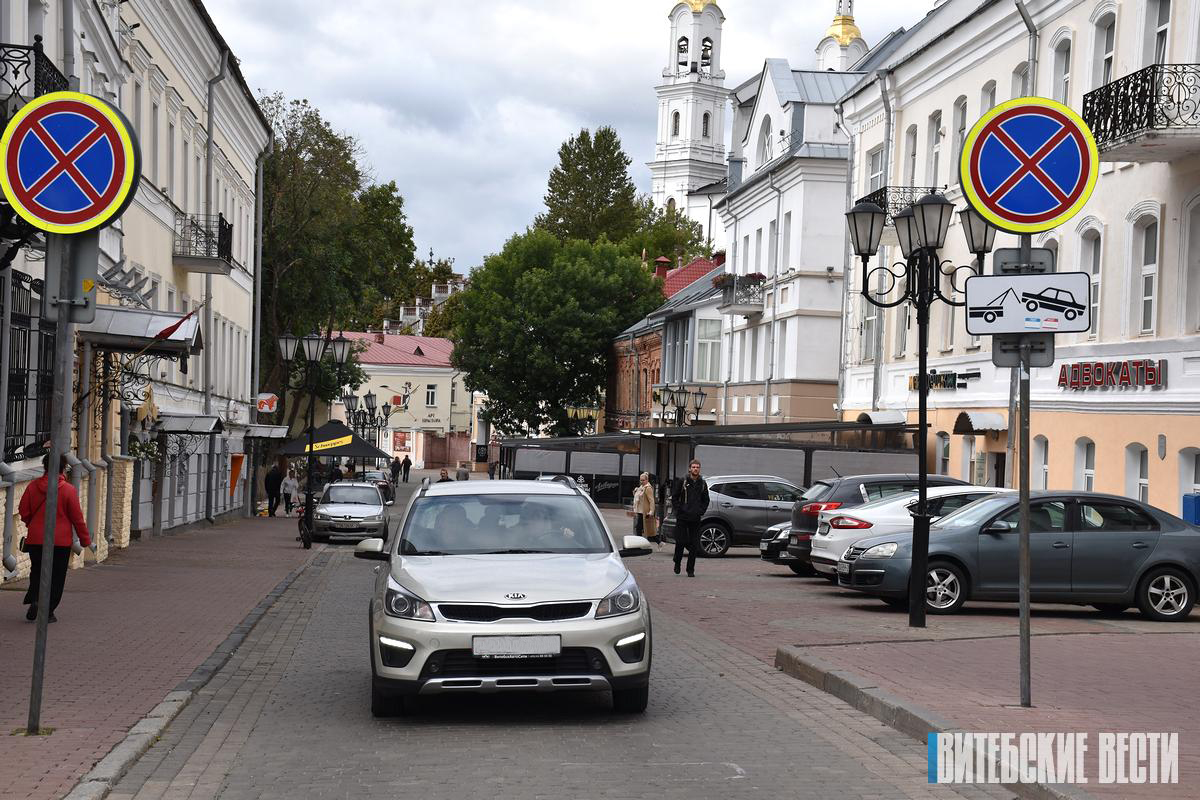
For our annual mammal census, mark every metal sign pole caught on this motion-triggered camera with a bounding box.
[26,234,74,733]
[1017,233,1033,708]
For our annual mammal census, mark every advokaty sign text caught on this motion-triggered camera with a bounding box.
[1057,359,1167,391]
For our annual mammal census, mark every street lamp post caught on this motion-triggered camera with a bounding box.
[280,332,353,549]
[846,192,994,628]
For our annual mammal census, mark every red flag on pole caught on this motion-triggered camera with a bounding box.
[153,307,197,340]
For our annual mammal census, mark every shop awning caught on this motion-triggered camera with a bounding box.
[155,414,223,435]
[244,425,290,440]
[278,420,390,460]
[856,410,908,425]
[953,411,1007,435]
[76,305,202,357]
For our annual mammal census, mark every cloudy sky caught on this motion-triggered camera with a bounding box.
[205,0,922,270]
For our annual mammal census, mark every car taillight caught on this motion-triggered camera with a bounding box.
[789,534,811,544]
[829,516,872,529]
[801,501,843,516]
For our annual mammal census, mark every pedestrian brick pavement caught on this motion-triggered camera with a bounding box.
[109,548,1012,800]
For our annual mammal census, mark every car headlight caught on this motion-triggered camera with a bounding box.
[384,576,435,621]
[365,513,384,522]
[595,573,640,619]
[860,542,898,559]
[774,527,791,541]
[316,512,331,521]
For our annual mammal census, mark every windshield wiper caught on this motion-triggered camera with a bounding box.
[406,550,449,556]
[483,549,553,554]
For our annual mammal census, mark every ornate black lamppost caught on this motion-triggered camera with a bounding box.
[846,193,995,628]
[279,332,353,549]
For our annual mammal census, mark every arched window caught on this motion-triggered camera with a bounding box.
[1093,13,1116,87]
[1126,443,1150,502]
[1012,62,1030,97]
[1179,449,1200,511]
[1053,38,1072,103]
[701,37,713,72]
[1080,227,1102,338]
[672,111,680,138]
[702,112,711,138]
[903,125,918,186]
[981,80,997,112]
[1034,435,1050,489]
[666,197,676,214]
[756,115,773,167]
[952,97,968,186]
[1135,216,1159,334]
[937,432,951,475]
[677,36,690,68]
[1075,437,1096,490]
[926,110,943,184]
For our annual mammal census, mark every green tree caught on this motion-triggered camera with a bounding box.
[421,289,464,339]
[621,196,710,264]
[452,230,663,436]
[534,126,640,244]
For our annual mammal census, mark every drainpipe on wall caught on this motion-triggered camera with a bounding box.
[765,170,783,422]
[630,333,640,428]
[61,0,76,82]
[204,48,230,524]
[78,341,99,552]
[1008,0,1039,488]
[872,70,893,413]
[835,102,855,420]
[723,208,739,425]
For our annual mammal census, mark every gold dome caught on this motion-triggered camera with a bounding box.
[683,0,718,11]
[825,15,863,47]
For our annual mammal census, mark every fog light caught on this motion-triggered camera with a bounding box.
[378,636,415,668]
[614,631,646,664]
[591,657,604,671]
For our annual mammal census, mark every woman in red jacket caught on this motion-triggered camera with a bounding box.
[19,454,90,622]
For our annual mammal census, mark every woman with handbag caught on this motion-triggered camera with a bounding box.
[19,454,90,623]
[632,472,657,543]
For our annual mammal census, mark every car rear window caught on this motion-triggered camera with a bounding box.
[399,494,611,555]
[800,482,833,502]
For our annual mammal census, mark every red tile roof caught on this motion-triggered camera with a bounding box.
[664,257,716,298]
[337,332,455,367]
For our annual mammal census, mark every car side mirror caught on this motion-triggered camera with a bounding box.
[385,500,394,507]
[984,520,1016,534]
[620,535,653,558]
[354,538,388,560]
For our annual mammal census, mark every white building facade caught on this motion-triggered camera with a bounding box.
[838,0,1200,513]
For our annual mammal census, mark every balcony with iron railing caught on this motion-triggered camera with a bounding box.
[1082,63,1200,162]
[715,274,765,317]
[0,36,68,130]
[856,186,942,226]
[173,213,233,274]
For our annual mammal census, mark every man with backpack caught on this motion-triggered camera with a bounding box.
[671,459,709,578]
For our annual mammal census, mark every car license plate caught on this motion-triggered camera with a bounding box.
[472,635,561,659]
[837,561,850,576]
[759,541,770,551]
[817,522,829,534]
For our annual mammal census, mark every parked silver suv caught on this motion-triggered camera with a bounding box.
[662,474,804,557]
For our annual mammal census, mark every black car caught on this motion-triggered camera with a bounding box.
[771,473,969,574]
[362,470,395,503]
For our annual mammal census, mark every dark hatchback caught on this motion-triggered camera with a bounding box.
[769,473,969,572]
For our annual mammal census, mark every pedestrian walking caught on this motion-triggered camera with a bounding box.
[390,456,402,486]
[327,461,342,484]
[281,470,299,515]
[631,472,657,543]
[264,462,283,517]
[436,468,454,483]
[455,462,470,481]
[19,454,90,622]
[671,459,709,577]
[487,461,496,480]
[401,455,412,483]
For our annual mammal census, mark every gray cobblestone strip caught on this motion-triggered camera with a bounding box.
[109,551,1013,800]
[62,551,327,800]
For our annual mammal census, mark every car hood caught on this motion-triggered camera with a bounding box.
[318,503,382,517]
[393,553,628,603]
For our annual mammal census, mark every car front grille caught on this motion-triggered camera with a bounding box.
[843,545,867,563]
[437,602,592,622]
[420,648,606,678]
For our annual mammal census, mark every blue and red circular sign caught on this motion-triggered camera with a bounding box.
[0,91,140,234]
[960,97,1098,235]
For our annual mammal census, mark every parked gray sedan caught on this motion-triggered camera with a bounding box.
[838,492,1199,621]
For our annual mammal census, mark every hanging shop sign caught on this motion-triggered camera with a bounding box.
[1057,359,1167,391]
[393,431,408,450]
[907,369,982,392]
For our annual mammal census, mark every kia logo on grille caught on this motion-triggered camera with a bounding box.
[504,592,526,600]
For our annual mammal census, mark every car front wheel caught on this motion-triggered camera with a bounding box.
[925,561,968,614]
[1137,568,1195,621]
[698,522,731,557]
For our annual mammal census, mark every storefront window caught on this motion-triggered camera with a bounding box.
[1084,441,1095,491]
[937,433,950,475]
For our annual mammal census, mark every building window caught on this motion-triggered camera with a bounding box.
[672,111,680,137]
[962,436,976,483]
[775,318,788,380]
[1192,452,1200,494]
[1034,435,1049,489]
[1095,15,1116,87]
[666,197,676,215]
[742,234,749,276]
[895,302,909,357]
[1053,39,1072,104]
[768,219,778,273]
[132,81,142,135]
[782,212,792,270]
[1127,443,1150,502]
[1012,62,1029,97]
[757,115,774,167]
[867,146,885,191]
[695,318,721,382]
[702,112,710,138]
[701,37,714,73]
[1139,219,1159,334]
[150,102,159,184]
[755,228,762,273]
[677,36,689,68]
[3,271,54,463]
[166,122,175,198]
[937,432,950,475]
[425,384,437,407]
[981,80,997,112]
[952,98,968,186]
[903,125,917,187]
[1077,438,1096,491]
[926,111,943,185]
[860,294,877,362]
[1083,230,1102,338]
[181,140,189,212]
[1148,0,1170,65]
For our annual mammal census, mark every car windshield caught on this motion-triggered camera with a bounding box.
[931,494,1013,529]
[852,490,918,512]
[363,472,387,481]
[322,486,381,506]
[399,494,612,555]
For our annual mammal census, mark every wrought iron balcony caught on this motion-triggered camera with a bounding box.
[1082,64,1200,162]
[173,213,233,274]
[716,274,765,317]
[0,37,68,131]
[856,186,941,226]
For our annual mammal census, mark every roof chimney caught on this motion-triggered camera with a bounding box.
[654,255,672,281]
[374,332,385,344]
[713,250,726,267]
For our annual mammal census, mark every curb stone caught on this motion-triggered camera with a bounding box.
[774,646,1095,800]
[61,549,323,800]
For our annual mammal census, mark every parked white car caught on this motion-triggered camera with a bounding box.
[808,485,1013,577]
